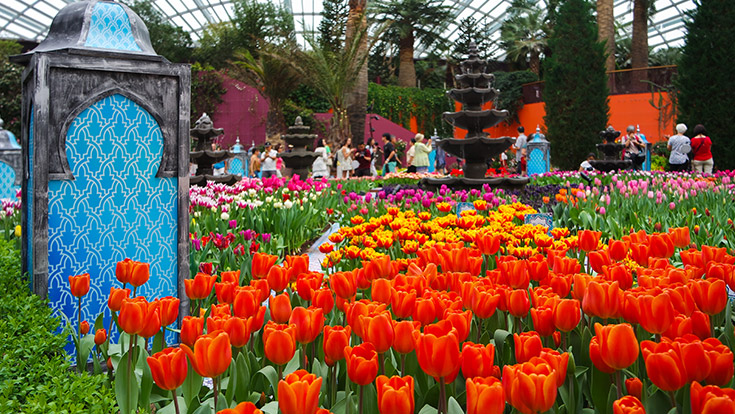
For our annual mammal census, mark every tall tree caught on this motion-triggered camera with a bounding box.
[452,16,494,61]
[544,0,609,170]
[345,0,368,143]
[125,0,192,62]
[371,0,453,88]
[318,0,349,54]
[0,40,22,139]
[676,0,735,169]
[597,0,615,72]
[630,0,650,70]
[500,0,550,76]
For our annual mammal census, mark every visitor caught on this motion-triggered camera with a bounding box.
[354,141,372,177]
[514,126,528,176]
[275,144,285,178]
[668,124,691,172]
[260,142,278,178]
[690,124,714,174]
[337,138,354,179]
[412,133,433,173]
[406,138,417,173]
[212,143,225,176]
[623,125,646,170]
[579,153,596,172]
[433,135,446,174]
[382,133,400,175]
[312,139,330,179]
[367,137,381,177]
[249,148,261,178]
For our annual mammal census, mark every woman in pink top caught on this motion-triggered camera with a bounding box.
[690,124,713,173]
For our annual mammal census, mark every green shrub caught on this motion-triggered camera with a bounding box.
[0,240,116,412]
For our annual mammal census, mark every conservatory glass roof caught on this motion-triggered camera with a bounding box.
[0,0,695,56]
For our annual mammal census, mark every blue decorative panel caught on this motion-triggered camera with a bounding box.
[27,109,33,280]
[48,94,177,347]
[528,147,547,176]
[228,157,244,176]
[84,2,141,52]
[0,161,17,199]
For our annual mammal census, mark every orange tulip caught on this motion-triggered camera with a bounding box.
[640,340,687,391]
[608,239,629,261]
[629,243,649,267]
[248,304,266,335]
[365,254,393,280]
[79,320,89,335]
[475,232,501,256]
[138,301,161,339]
[527,258,549,282]
[506,289,530,318]
[594,323,639,371]
[501,259,529,290]
[94,328,106,345]
[514,332,543,363]
[553,299,581,332]
[181,330,232,378]
[461,342,495,379]
[267,265,290,293]
[323,325,351,366]
[68,273,90,298]
[582,280,622,320]
[108,287,131,312]
[224,317,250,348]
[690,381,735,414]
[344,342,379,386]
[702,337,734,386]
[185,272,217,300]
[602,263,633,290]
[376,375,414,414]
[277,369,322,414]
[472,286,501,319]
[296,272,323,301]
[312,287,334,314]
[233,286,260,318]
[668,227,690,248]
[588,250,611,274]
[218,401,263,414]
[215,282,237,305]
[612,396,645,414]
[390,289,416,319]
[116,258,150,287]
[118,298,148,335]
[552,256,582,275]
[530,306,555,337]
[147,347,188,391]
[346,300,386,338]
[625,378,642,400]
[251,252,278,280]
[263,321,297,366]
[413,295,438,325]
[371,279,393,304]
[589,336,615,373]
[180,316,204,348]
[413,320,461,382]
[221,270,241,286]
[285,254,310,281]
[158,296,180,327]
[638,293,676,335]
[269,293,293,323]
[681,248,705,268]
[649,233,675,258]
[444,308,472,343]
[690,279,728,315]
[701,245,727,267]
[289,307,324,345]
[360,311,394,354]
[331,271,357,300]
[502,359,558,414]
[538,348,569,387]
[392,320,420,354]
[466,376,505,414]
[578,230,602,252]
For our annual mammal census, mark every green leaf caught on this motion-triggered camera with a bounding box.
[418,404,439,414]
[447,396,464,414]
[78,333,96,368]
[152,331,165,354]
[589,365,611,414]
[156,396,187,414]
[182,360,203,407]
[255,365,280,399]
[192,403,213,414]
[493,329,513,365]
[261,401,279,414]
[115,350,140,414]
[139,351,154,410]
[331,390,353,414]
[284,350,301,375]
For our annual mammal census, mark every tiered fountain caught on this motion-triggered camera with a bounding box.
[279,117,319,178]
[422,43,529,190]
[588,126,633,172]
[190,113,240,186]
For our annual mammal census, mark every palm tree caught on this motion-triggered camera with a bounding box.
[371,0,453,88]
[232,46,301,138]
[500,1,550,76]
[597,0,616,72]
[346,0,368,143]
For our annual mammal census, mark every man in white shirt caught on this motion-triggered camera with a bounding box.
[514,126,528,176]
[260,142,278,178]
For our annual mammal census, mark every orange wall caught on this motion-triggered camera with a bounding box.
[449,92,674,143]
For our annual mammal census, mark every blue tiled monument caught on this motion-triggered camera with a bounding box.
[12,0,191,336]
[527,126,551,175]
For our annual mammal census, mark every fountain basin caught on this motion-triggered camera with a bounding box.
[443,110,510,135]
[447,88,499,109]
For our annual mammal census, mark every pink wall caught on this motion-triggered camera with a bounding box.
[211,76,269,150]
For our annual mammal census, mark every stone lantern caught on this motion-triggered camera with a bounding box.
[12,0,191,342]
[0,116,21,199]
[527,126,551,175]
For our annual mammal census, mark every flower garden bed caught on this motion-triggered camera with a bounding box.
[3,171,735,414]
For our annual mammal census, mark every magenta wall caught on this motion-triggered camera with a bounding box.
[211,75,269,150]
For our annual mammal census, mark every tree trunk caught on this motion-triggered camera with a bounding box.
[345,0,368,143]
[398,32,417,88]
[597,0,615,73]
[529,49,541,76]
[265,102,286,139]
[630,0,649,92]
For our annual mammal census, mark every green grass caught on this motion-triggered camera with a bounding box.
[0,239,116,413]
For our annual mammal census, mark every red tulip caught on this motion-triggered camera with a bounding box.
[185,272,217,300]
[360,311,394,354]
[80,320,90,336]
[224,317,251,348]
[218,402,263,414]
[158,296,180,327]
[323,325,351,366]
[263,321,297,366]
[466,376,505,414]
[503,359,558,414]
[252,252,278,280]
[392,320,420,355]
[267,265,289,293]
[108,287,131,312]
[461,342,495,379]
[344,342,379,386]
[147,347,188,391]
[690,381,735,414]
[181,330,232,378]
[640,340,687,391]
[690,279,728,315]
[594,323,639,371]
[215,282,237,304]
[289,307,324,345]
[553,299,581,332]
[608,239,629,261]
[390,289,416,319]
[612,396,645,414]
[506,289,530,318]
[530,306,555,337]
[312,287,334,314]
[94,328,107,345]
[331,271,357,300]
[578,230,602,252]
[588,250,611,274]
[625,378,642,400]
[269,293,292,323]
[471,287,501,319]
[376,375,415,414]
[638,292,675,335]
[514,332,543,363]
[116,258,150,287]
[582,280,621,320]
[180,316,204,348]
[413,320,461,382]
[233,286,260,318]
[589,335,615,373]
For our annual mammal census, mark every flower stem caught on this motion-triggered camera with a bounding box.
[669,390,679,413]
[614,370,623,400]
[358,385,364,414]
[330,364,337,408]
[127,334,135,408]
[213,376,218,410]
[172,388,181,414]
[302,343,308,370]
[77,297,82,373]
[400,353,406,377]
[439,377,446,414]
[278,364,283,381]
